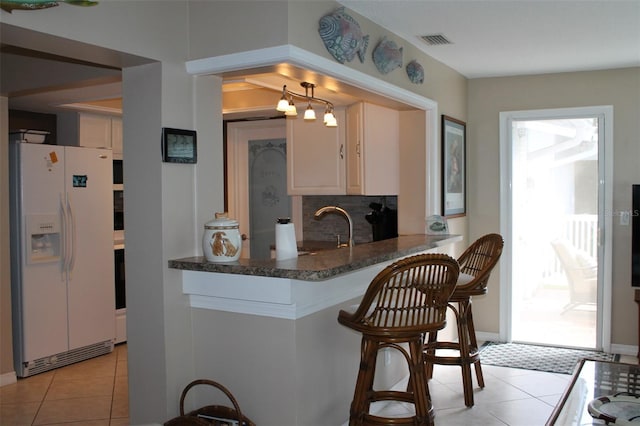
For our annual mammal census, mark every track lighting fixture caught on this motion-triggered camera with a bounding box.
[276,82,337,127]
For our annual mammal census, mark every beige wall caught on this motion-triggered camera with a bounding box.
[467,67,640,345]
[189,0,289,57]
[283,1,468,120]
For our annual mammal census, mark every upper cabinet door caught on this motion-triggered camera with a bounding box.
[287,108,346,195]
[111,117,123,159]
[58,112,122,156]
[346,102,399,195]
[79,113,112,149]
[346,102,363,194]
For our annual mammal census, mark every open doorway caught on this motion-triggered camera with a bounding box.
[226,119,295,259]
[501,106,613,350]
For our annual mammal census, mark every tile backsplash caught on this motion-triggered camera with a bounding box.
[302,195,397,244]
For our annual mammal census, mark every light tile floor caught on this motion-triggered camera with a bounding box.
[371,352,638,426]
[1,343,633,425]
[0,343,128,426]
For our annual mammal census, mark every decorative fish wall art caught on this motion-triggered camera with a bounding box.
[406,60,425,84]
[372,37,403,75]
[0,0,97,13]
[318,7,369,64]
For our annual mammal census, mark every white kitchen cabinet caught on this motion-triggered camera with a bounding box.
[58,112,122,156]
[346,102,399,195]
[79,113,112,148]
[111,117,123,159]
[287,108,346,195]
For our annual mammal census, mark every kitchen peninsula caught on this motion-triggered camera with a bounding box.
[169,234,461,425]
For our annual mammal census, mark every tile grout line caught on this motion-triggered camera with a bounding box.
[32,370,55,426]
[109,353,117,424]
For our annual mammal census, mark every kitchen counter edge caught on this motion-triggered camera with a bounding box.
[168,234,462,281]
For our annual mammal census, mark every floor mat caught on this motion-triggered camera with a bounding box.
[479,341,620,374]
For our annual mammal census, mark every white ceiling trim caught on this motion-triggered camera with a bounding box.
[185,44,437,111]
[185,43,441,218]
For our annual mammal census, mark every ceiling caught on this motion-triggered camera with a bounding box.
[3,1,639,115]
[339,0,640,78]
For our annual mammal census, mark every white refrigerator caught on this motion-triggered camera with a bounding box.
[9,141,115,377]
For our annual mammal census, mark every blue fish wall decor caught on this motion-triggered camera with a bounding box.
[406,60,425,84]
[0,0,97,13]
[318,7,369,64]
[372,37,403,75]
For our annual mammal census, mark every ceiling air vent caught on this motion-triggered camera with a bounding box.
[420,34,452,46]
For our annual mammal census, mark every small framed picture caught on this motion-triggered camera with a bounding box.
[442,115,466,217]
[162,128,197,163]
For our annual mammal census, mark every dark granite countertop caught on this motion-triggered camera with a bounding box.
[269,240,338,253]
[169,234,461,281]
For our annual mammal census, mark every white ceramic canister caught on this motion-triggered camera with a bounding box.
[202,212,242,262]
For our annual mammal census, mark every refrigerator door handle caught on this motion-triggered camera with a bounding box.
[67,192,76,278]
[60,193,69,280]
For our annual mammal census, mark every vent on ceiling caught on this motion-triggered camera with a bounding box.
[419,34,452,46]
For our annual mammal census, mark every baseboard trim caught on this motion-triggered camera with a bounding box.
[611,343,638,357]
[476,331,500,343]
[476,332,637,357]
[0,371,17,387]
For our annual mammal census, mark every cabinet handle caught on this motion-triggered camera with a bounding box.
[241,234,248,241]
[356,142,361,156]
[340,144,344,159]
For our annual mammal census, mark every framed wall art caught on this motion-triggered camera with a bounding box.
[441,115,466,217]
[162,127,197,164]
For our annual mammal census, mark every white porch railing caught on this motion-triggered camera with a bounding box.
[546,214,598,277]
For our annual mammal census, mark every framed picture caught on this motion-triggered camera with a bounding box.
[162,128,197,163]
[442,115,466,217]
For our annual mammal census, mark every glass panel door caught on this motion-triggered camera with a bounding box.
[511,116,599,349]
[248,138,290,260]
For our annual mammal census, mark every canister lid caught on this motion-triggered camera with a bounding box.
[205,212,239,229]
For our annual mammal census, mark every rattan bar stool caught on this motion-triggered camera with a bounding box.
[423,233,504,407]
[338,253,460,426]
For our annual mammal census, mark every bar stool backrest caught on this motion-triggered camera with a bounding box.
[456,233,504,296]
[339,253,459,338]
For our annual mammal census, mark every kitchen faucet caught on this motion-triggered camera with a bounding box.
[314,206,354,248]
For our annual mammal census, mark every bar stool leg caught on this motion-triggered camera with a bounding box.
[408,337,435,426]
[349,337,379,425]
[424,331,437,380]
[457,300,475,407]
[424,302,459,381]
[466,304,485,388]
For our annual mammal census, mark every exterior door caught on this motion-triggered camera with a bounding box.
[500,106,613,351]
